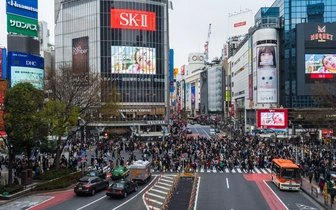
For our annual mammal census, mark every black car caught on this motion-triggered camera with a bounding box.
[106,180,138,198]
[187,128,192,134]
[74,176,109,196]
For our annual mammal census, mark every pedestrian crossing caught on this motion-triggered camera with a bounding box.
[143,174,176,210]
[151,167,272,174]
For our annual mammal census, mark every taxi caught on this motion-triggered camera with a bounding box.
[109,166,129,180]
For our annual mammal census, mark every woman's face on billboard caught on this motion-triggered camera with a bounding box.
[260,52,274,64]
[323,55,336,71]
[136,48,156,72]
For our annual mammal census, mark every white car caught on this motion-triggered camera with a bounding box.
[209,128,216,136]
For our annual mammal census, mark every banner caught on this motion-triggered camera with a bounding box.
[7,13,38,37]
[191,85,195,104]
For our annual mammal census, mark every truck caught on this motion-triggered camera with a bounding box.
[129,160,152,184]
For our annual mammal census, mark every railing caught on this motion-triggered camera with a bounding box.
[311,186,319,198]
[188,173,199,210]
[162,174,180,210]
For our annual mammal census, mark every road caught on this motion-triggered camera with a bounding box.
[0,123,325,210]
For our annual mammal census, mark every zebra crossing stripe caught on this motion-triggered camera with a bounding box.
[254,168,262,174]
[213,169,217,173]
[201,169,204,173]
[225,168,230,173]
[236,168,242,173]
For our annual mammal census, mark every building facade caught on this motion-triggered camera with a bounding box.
[55,0,170,135]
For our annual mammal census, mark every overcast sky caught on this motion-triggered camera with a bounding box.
[0,0,273,68]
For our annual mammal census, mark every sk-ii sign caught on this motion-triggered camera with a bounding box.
[111,9,156,31]
[6,0,38,20]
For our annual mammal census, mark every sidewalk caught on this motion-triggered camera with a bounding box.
[300,177,336,210]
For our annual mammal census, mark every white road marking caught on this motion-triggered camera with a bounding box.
[194,176,201,210]
[263,180,289,210]
[226,178,230,189]
[27,196,55,210]
[146,192,165,199]
[155,185,170,190]
[150,188,168,194]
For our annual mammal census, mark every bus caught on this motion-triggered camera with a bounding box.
[271,159,301,191]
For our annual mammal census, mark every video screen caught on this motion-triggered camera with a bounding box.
[257,109,288,129]
[305,54,336,74]
[111,46,156,75]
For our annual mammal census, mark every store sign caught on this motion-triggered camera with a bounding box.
[310,25,333,42]
[147,120,165,125]
[118,109,151,113]
[6,0,38,19]
[111,9,156,31]
[234,21,246,28]
[7,13,38,37]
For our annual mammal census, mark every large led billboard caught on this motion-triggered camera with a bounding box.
[8,51,44,89]
[257,45,277,103]
[6,0,38,19]
[191,85,195,104]
[110,9,156,31]
[305,54,336,79]
[7,13,38,37]
[257,109,288,129]
[111,46,156,75]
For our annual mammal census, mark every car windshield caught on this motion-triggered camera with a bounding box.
[88,172,97,176]
[281,168,300,180]
[113,183,124,188]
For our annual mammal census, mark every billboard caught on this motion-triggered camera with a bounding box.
[257,109,288,129]
[7,13,38,37]
[8,51,44,89]
[191,85,195,104]
[111,46,156,75]
[228,10,253,37]
[72,36,89,74]
[0,80,7,132]
[6,0,38,19]
[0,50,2,78]
[305,54,336,80]
[0,48,6,79]
[110,9,156,31]
[257,45,277,103]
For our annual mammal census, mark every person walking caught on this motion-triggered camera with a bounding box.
[308,169,314,184]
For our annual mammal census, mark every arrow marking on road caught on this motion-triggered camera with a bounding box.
[295,203,317,210]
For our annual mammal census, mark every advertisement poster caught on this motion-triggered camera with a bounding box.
[257,45,277,103]
[7,13,38,37]
[305,54,336,74]
[72,36,89,74]
[191,85,195,104]
[8,51,44,89]
[111,46,156,75]
[257,109,288,129]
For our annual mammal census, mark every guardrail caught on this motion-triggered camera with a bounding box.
[188,173,199,210]
[311,186,319,198]
[162,174,180,210]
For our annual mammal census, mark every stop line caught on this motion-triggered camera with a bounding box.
[151,167,272,174]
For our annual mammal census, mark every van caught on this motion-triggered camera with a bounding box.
[210,128,215,136]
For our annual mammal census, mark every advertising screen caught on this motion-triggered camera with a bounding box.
[6,0,38,19]
[111,46,156,75]
[8,51,44,89]
[72,36,89,74]
[257,45,277,103]
[110,9,156,31]
[191,85,195,104]
[305,54,336,79]
[7,13,38,37]
[1,48,5,79]
[257,109,288,129]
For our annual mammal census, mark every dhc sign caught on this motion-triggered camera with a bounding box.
[6,0,38,20]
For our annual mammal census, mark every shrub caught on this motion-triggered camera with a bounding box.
[0,184,24,195]
[33,168,77,181]
[33,171,82,192]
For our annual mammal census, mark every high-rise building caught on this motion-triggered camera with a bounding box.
[54,0,171,137]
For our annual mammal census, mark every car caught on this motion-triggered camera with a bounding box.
[215,128,220,133]
[109,166,130,180]
[209,128,215,136]
[187,128,192,134]
[106,179,138,198]
[86,167,109,179]
[190,121,195,125]
[200,121,205,125]
[74,176,109,196]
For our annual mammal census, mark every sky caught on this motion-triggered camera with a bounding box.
[0,0,273,68]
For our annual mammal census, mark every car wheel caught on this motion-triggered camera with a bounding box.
[124,192,127,198]
[91,188,96,196]
[134,186,138,192]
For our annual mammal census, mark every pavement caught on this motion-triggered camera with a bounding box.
[300,176,336,210]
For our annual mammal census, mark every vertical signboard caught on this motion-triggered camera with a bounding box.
[0,80,7,132]
[72,36,89,74]
[191,85,195,104]
[257,45,278,103]
[169,49,174,92]
[248,38,253,99]
[1,49,7,79]
[0,50,2,78]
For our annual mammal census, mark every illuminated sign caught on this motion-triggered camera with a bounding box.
[110,9,156,31]
[257,109,288,129]
[305,54,336,75]
[310,25,333,42]
[111,46,156,75]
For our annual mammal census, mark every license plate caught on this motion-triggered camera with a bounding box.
[79,187,82,190]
